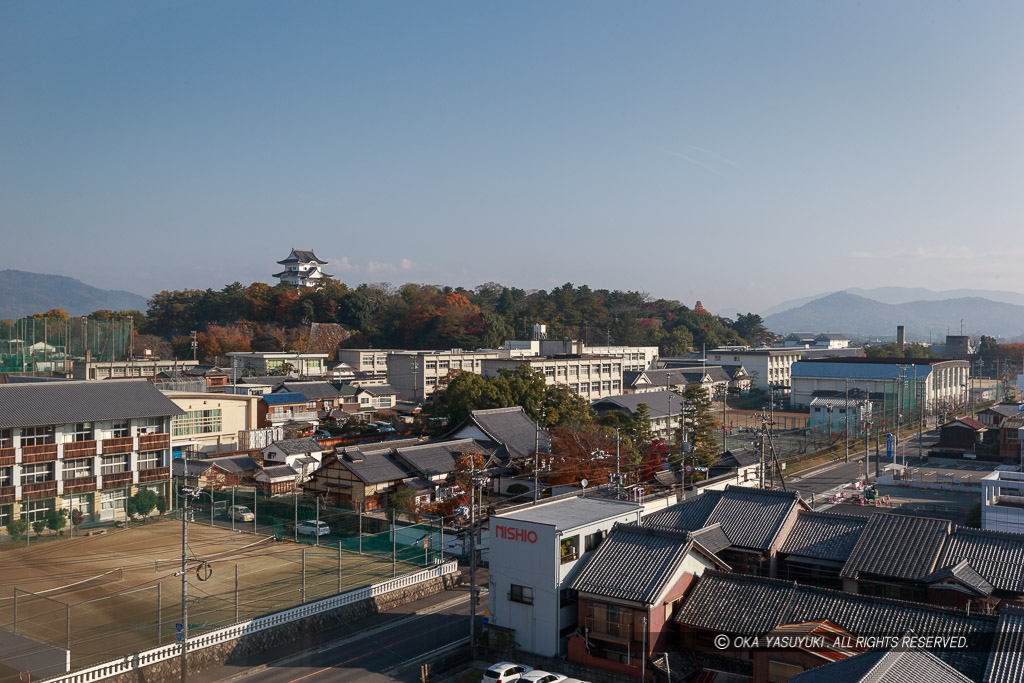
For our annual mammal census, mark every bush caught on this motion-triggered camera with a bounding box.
[506,483,530,497]
[131,490,159,518]
[32,520,47,537]
[71,508,84,527]
[45,509,67,534]
[156,495,168,515]
[7,519,27,540]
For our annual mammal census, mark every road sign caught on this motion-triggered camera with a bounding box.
[685,465,693,472]
[175,633,183,642]
[886,433,893,459]
[175,623,183,632]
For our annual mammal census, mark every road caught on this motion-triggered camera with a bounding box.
[233,594,473,683]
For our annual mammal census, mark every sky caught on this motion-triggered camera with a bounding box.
[2,1,1023,315]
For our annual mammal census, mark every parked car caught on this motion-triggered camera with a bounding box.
[520,672,567,683]
[370,421,396,433]
[295,520,331,536]
[227,505,255,522]
[482,663,533,683]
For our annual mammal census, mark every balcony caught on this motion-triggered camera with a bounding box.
[268,410,319,423]
[0,447,14,467]
[138,433,170,451]
[22,443,58,462]
[139,467,170,483]
[22,480,58,499]
[102,437,134,455]
[585,613,636,642]
[101,471,135,488]
[63,440,98,458]
[63,476,97,493]
[0,485,14,504]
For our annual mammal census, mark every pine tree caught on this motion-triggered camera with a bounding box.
[682,383,720,468]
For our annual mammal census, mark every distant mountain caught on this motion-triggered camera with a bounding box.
[0,270,149,319]
[763,291,1024,339]
[762,286,1024,316]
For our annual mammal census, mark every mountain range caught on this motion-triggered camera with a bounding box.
[761,287,1024,317]
[763,291,1024,340]
[0,270,149,319]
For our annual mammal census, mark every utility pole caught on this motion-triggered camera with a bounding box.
[615,428,621,500]
[469,460,478,647]
[844,378,850,463]
[533,417,540,505]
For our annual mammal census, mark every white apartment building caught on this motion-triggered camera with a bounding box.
[387,350,505,402]
[502,340,659,373]
[481,355,626,400]
[703,347,804,393]
[488,497,643,657]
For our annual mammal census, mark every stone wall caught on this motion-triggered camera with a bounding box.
[106,573,459,682]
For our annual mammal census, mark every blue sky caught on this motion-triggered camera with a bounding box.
[2,1,1022,314]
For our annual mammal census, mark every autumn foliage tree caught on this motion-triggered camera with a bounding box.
[545,426,618,488]
[196,325,252,362]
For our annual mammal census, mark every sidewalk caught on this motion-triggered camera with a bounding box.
[191,574,478,683]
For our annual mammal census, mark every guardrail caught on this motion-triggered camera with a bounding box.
[41,560,459,683]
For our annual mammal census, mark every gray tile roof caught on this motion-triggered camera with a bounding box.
[277,249,326,264]
[924,559,994,596]
[452,407,549,460]
[714,448,761,469]
[644,486,803,551]
[280,382,341,399]
[265,438,323,455]
[937,526,1024,594]
[337,448,412,484]
[0,379,184,429]
[359,384,396,396]
[259,464,299,480]
[779,510,868,562]
[840,513,950,581]
[394,438,487,478]
[205,454,259,474]
[690,523,733,555]
[591,391,682,419]
[571,523,727,605]
[984,607,1024,683]
[790,648,973,683]
[676,571,997,681]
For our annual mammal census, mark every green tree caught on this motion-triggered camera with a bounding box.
[492,365,548,420]
[45,508,67,534]
[131,489,159,518]
[7,519,28,540]
[629,403,655,460]
[429,371,494,425]
[32,520,47,537]
[543,384,593,428]
[681,383,720,468]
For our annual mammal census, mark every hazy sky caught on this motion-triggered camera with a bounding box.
[3,1,1023,314]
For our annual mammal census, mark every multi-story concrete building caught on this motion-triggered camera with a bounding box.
[702,347,805,393]
[981,470,1024,533]
[487,497,643,657]
[165,392,260,454]
[0,379,181,530]
[225,351,329,378]
[73,357,199,381]
[504,340,659,373]
[482,354,627,400]
[336,349,395,379]
[272,248,331,288]
[387,349,504,402]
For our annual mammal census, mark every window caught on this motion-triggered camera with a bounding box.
[545,366,555,379]
[612,381,621,392]
[569,366,578,378]
[21,463,55,485]
[22,498,53,522]
[602,364,611,374]
[570,384,579,393]
[613,363,621,374]
[62,459,93,479]
[0,504,11,528]
[138,451,162,470]
[560,535,579,564]
[425,361,437,371]
[68,423,95,442]
[111,421,129,438]
[580,366,590,378]
[556,366,566,378]
[509,584,533,604]
[0,467,12,487]
[438,361,449,371]
[21,425,55,446]
[101,489,126,515]
[452,360,462,370]
[0,429,10,448]
[591,382,600,393]
[101,454,130,475]
[172,409,222,436]
[360,396,370,405]
[425,377,437,387]
[592,365,601,375]
[68,494,93,517]
[137,417,162,434]
[585,531,603,552]
[602,381,611,393]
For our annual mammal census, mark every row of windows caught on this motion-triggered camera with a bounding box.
[569,381,621,394]
[0,419,162,448]
[0,451,163,486]
[424,359,482,372]
[172,409,223,436]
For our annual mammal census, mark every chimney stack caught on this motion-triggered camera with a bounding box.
[896,326,906,348]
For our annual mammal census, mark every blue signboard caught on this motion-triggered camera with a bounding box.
[886,433,893,459]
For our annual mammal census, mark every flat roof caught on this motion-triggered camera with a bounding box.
[497,496,641,531]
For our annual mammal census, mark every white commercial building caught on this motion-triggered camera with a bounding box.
[482,355,626,400]
[488,497,642,657]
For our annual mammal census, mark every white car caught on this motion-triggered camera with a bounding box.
[482,662,534,683]
[227,505,255,522]
[295,520,331,536]
[520,672,568,683]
